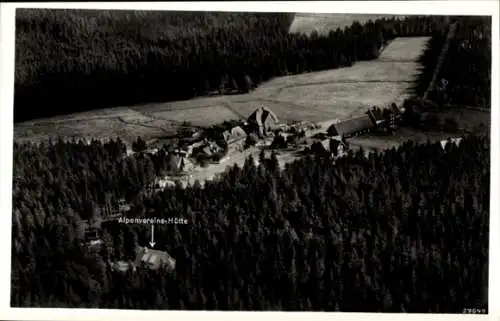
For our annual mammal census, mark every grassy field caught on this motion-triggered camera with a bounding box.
[289,13,398,35]
[432,108,491,134]
[348,128,455,152]
[14,36,429,144]
[151,105,241,126]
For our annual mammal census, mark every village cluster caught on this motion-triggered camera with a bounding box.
[72,95,466,276]
[143,96,461,190]
[142,103,401,188]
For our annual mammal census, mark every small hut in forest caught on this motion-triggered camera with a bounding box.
[135,247,176,272]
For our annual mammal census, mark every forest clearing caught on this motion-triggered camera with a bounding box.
[288,13,396,35]
[14,36,429,145]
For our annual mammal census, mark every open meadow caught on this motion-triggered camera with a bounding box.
[348,128,458,152]
[289,13,397,35]
[14,36,429,145]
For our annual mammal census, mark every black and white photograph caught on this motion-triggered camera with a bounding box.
[1,1,498,318]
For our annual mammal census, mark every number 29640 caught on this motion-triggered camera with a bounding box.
[463,308,486,314]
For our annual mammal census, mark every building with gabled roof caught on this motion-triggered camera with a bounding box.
[440,137,463,150]
[327,115,373,137]
[330,137,349,157]
[181,139,206,156]
[319,139,331,151]
[153,176,176,190]
[199,141,222,157]
[109,246,176,273]
[318,137,348,157]
[223,126,247,144]
[168,154,194,172]
[366,107,386,127]
[109,260,137,273]
[248,106,279,136]
[135,246,176,271]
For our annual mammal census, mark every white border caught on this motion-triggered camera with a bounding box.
[0,1,498,320]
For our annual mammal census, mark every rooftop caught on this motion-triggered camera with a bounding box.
[248,106,279,127]
[135,247,176,271]
[328,115,373,136]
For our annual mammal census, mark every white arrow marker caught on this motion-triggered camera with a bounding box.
[149,225,156,248]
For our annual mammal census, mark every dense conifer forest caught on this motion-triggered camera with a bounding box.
[11,134,490,312]
[15,10,446,122]
[410,16,491,107]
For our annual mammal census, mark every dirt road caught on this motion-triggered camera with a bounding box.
[166,141,306,188]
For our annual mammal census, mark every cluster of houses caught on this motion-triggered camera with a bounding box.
[269,103,404,158]
[154,105,281,173]
[141,102,414,184]
[307,100,462,157]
